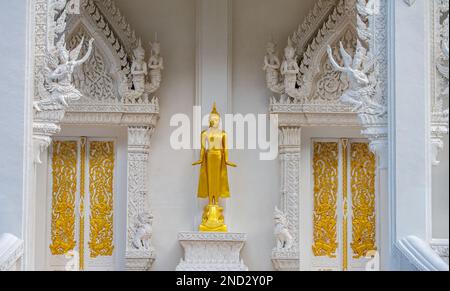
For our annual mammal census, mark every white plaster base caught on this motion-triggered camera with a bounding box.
[176,232,248,271]
[272,251,299,271]
[125,250,156,271]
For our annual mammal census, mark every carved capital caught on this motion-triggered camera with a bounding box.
[32,108,66,164]
[361,120,388,169]
[128,126,155,154]
[32,135,52,164]
[279,127,301,150]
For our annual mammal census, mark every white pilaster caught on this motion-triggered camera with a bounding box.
[272,127,301,271]
[194,0,233,229]
[195,0,232,114]
[125,126,156,271]
[393,0,432,243]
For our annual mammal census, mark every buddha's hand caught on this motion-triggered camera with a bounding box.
[192,160,203,166]
[226,161,237,168]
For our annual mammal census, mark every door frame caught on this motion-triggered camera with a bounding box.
[42,126,128,271]
[300,127,381,271]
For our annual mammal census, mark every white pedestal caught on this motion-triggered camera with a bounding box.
[176,232,248,271]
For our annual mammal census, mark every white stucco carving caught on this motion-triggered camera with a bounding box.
[32,0,163,270]
[126,126,157,270]
[271,127,301,271]
[273,207,294,251]
[327,0,388,160]
[431,239,449,265]
[265,0,389,270]
[33,0,79,164]
[132,212,154,251]
[431,0,449,166]
[176,232,248,271]
[34,36,94,111]
[0,234,24,271]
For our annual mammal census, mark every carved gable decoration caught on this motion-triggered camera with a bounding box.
[265,0,359,118]
[63,0,162,127]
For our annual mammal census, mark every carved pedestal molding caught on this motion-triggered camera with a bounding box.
[272,127,301,271]
[398,236,449,271]
[125,126,157,271]
[431,0,449,166]
[0,234,24,271]
[176,232,248,271]
[430,239,449,265]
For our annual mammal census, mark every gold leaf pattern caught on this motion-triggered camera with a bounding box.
[88,141,115,258]
[350,143,377,258]
[50,141,78,255]
[312,142,339,258]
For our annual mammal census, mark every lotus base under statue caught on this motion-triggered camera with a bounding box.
[199,205,227,232]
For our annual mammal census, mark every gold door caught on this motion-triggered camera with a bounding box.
[311,139,377,271]
[47,138,116,271]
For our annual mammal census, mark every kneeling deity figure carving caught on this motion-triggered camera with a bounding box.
[193,104,237,232]
[34,36,94,111]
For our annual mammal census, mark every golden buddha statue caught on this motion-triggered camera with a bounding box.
[193,103,237,232]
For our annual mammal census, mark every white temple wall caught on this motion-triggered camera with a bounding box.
[0,0,30,238]
[113,0,316,271]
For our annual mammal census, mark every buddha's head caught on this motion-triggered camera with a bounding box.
[209,103,221,129]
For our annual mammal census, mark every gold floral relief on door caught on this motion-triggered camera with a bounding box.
[49,139,115,269]
[88,141,115,258]
[350,143,377,259]
[312,142,339,258]
[50,141,78,255]
[311,140,377,270]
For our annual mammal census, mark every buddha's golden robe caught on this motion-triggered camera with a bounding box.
[197,130,230,201]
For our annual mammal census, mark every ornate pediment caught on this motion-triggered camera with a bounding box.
[265,0,359,117]
[291,0,339,59]
[61,0,162,126]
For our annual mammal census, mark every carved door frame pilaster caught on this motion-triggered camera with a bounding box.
[272,127,301,271]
